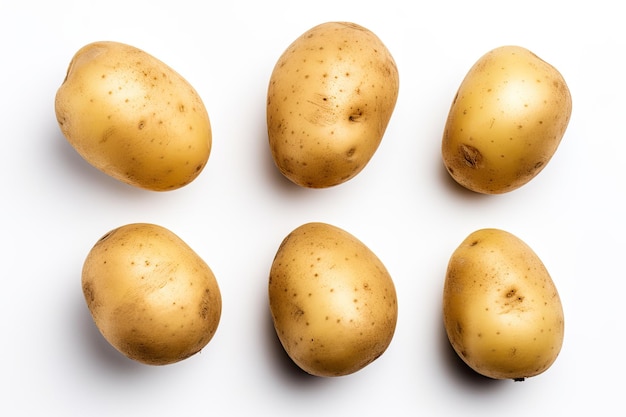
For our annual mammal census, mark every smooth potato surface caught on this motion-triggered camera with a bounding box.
[442,45,572,194]
[82,223,222,365]
[443,228,564,380]
[267,22,399,188]
[55,41,212,191]
[268,222,398,376]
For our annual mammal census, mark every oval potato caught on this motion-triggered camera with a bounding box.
[82,223,222,365]
[442,45,572,194]
[443,228,564,380]
[55,41,212,191]
[267,22,399,188]
[268,222,398,376]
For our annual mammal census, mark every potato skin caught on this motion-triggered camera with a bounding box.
[443,228,564,380]
[267,22,399,188]
[55,41,211,191]
[442,45,572,194]
[268,222,398,376]
[82,223,221,365]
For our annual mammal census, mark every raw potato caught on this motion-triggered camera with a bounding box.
[55,41,212,191]
[267,22,399,188]
[442,45,572,194]
[82,223,222,365]
[443,228,564,380]
[268,222,398,377]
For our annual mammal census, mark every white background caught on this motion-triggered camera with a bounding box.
[1,1,622,415]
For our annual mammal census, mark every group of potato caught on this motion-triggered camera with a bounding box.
[55,22,570,380]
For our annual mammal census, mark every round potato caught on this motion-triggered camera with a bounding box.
[82,223,222,365]
[267,22,399,188]
[442,45,572,194]
[443,228,564,380]
[268,222,398,377]
[55,41,212,191]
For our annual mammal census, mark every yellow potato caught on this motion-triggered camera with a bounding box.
[443,228,564,380]
[55,41,211,191]
[267,22,399,188]
[82,223,222,365]
[268,222,398,377]
[442,45,572,194]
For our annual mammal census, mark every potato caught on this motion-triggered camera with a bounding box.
[443,228,564,380]
[81,223,221,365]
[267,22,399,188]
[268,222,398,377]
[55,41,211,191]
[442,45,572,194]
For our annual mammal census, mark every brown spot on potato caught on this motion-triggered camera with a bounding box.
[460,144,482,168]
[82,281,95,304]
[199,288,212,320]
[293,307,305,320]
[349,110,363,122]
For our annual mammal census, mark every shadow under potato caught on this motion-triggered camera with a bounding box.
[262,308,330,386]
[75,295,146,374]
[52,129,149,198]
[257,129,319,196]
[437,160,491,202]
[437,317,507,390]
